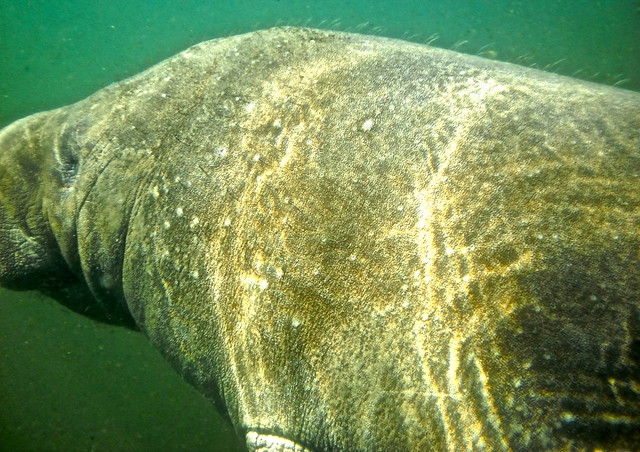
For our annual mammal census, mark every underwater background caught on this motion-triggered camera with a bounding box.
[0,0,638,450]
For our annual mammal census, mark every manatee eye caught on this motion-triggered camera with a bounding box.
[55,145,80,188]
[60,150,79,184]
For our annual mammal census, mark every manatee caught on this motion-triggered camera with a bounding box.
[1,26,639,451]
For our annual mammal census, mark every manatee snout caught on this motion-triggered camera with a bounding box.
[0,114,59,289]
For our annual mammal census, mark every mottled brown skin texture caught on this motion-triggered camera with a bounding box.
[1,27,639,451]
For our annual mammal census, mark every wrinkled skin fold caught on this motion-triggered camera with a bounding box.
[1,27,639,451]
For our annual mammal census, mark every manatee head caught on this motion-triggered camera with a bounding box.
[0,94,137,325]
[0,111,69,287]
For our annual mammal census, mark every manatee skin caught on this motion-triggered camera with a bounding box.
[1,27,639,451]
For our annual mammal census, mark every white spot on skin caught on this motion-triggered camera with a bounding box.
[292,318,301,328]
[241,274,269,290]
[253,154,261,161]
[190,217,200,228]
[176,207,184,217]
[246,102,256,113]
[445,247,455,256]
[163,220,171,229]
[349,254,356,261]
[191,271,199,279]
[254,254,264,272]
[362,119,374,131]
[223,218,231,227]
[150,185,160,199]
[218,147,228,157]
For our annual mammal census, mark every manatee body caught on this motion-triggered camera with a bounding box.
[1,27,639,451]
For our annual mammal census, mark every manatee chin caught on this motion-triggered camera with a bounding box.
[1,27,639,451]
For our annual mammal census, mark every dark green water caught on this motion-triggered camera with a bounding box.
[0,1,638,450]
